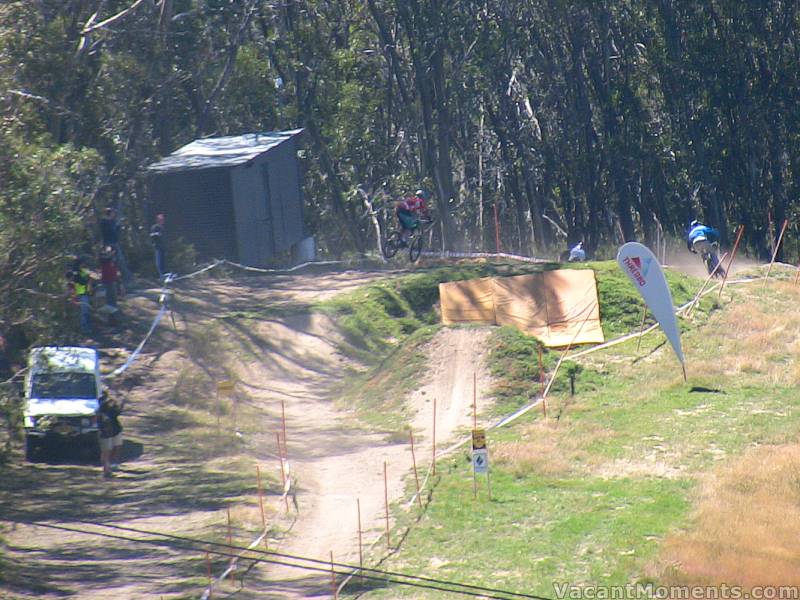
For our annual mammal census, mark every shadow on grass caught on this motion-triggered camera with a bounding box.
[0,525,213,598]
[0,541,166,596]
[1,437,261,524]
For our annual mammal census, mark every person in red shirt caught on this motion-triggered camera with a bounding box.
[395,189,430,245]
[99,246,120,310]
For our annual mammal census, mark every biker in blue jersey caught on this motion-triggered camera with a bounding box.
[687,220,719,252]
[687,220,725,276]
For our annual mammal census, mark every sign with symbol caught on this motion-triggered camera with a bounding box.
[217,380,235,394]
[472,429,489,474]
[472,448,489,473]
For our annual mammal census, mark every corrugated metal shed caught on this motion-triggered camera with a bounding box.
[147,129,304,173]
[146,129,308,267]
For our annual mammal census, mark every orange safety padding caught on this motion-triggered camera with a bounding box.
[494,270,604,346]
[439,278,496,325]
[439,270,604,347]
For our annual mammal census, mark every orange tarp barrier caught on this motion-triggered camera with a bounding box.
[437,277,496,324]
[439,269,605,347]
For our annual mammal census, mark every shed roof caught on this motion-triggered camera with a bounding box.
[147,128,303,173]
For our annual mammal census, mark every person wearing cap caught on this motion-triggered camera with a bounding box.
[395,189,430,246]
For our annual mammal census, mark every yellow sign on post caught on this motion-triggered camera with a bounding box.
[471,429,490,490]
[217,380,235,394]
[473,449,489,474]
[216,380,237,435]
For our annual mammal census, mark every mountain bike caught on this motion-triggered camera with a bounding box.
[382,217,435,263]
[700,242,726,278]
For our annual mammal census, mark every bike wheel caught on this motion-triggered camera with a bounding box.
[409,233,424,263]
[709,254,719,275]
[382,232,401,259]
[702,253,713,275]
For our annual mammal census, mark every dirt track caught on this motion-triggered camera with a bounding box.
[0,267,493,599]
[266,325,493,598]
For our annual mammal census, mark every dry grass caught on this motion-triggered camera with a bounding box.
[690,286,800,385]
[492,421,596,477]
[653,443,800,586]
[169,364,213,409]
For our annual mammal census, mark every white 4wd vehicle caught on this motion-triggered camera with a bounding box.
[23,346,103,461]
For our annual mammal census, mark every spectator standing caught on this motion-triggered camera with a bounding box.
[67,258,94,334]
[150,213,167,279]
[99,207,131,284]
[98,391,124,478]
[99,246,120,310]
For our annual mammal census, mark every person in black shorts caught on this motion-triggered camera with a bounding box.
[98,391,124,478]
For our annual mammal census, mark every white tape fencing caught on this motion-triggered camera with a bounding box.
[104,250,555,381]
[422,250,549,263]
[103,259,346,380]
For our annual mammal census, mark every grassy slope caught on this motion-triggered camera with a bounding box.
[489,261,702,416]
[319,261,570,430]
[321,260,702,430]
[352,267,800,597]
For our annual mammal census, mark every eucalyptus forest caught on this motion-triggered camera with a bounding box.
[2,0,799,337]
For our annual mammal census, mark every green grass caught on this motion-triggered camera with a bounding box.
[317,263,547,361]
[575,261,704,339]
[363,459,691,598]
[324,260,705,428]
[320,260,704,362]
[486,261,713,417]
[345,267,800,597]
[321,262,561,428]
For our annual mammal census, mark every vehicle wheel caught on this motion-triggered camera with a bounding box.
[24,435,38,462]
[409,234,424,263]
[382,232,401,259]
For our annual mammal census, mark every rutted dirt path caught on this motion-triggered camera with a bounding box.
[266,326,494,598]
[0,268,494,599]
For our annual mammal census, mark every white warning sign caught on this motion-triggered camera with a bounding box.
[472,448,489,474]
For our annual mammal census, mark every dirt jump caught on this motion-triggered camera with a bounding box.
[0,267,494,599]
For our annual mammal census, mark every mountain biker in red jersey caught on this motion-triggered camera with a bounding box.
[396,189,430,246]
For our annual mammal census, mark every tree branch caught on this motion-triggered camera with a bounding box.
[81,0,149,34]
[196,0,258,135]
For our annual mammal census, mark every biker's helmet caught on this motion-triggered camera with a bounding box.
[690,220,700,228]
[415,189,426,199]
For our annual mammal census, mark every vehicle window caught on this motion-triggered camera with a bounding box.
[31,373,97,399]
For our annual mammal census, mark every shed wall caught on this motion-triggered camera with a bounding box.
[266,139,304,253]
[230,160,274,266]
[149,168,237,262]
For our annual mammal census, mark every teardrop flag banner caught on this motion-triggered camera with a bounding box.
[617,242,686,373]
